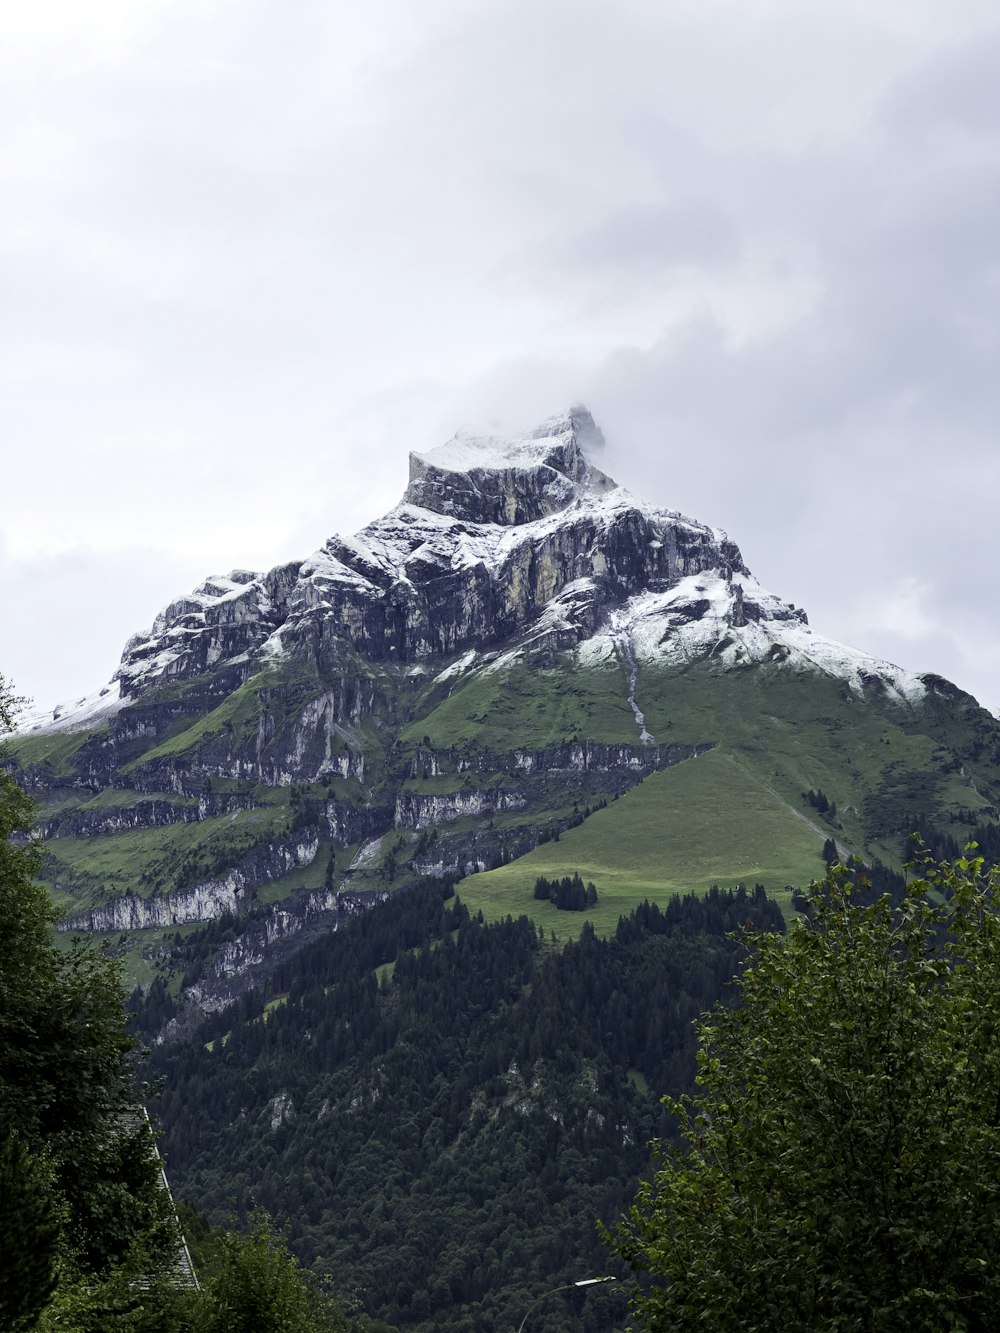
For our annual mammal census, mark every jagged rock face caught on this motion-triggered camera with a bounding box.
[151,888,392,1032]
[29,407,759,723]
[402,407,615,523]
[117,563,302,700]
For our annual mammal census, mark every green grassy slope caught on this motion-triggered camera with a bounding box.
[635,664,996,848]
[41,800,294,909]
[8,725,108,779]
[402,653,996,860]
[460,746,827,933]
[400,658,637,749]
[455,656,1000,937]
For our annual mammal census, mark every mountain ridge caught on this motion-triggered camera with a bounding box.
[6,407,999,967]
[20,405,928,741]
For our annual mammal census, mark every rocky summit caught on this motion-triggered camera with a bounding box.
[19,406,921,729]
[8,407,1000,994]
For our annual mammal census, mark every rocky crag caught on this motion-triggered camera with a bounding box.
[8,407,1000,996]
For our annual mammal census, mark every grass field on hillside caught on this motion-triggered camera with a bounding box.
[635,663,1000,847]
[41,801,293,907]
[402,658,637,750]
[458,746,827,936]
[7,725,107,778]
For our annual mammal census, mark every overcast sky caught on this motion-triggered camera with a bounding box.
[2,0,998,715]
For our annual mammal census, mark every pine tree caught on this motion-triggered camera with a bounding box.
[0,674,176,1309]
[0,1132,61,1331]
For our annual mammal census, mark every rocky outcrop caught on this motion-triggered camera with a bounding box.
[60,833,320,931]
[407,740,712,778]
[403,407,616,524]
[394,788,527,830]
[323,801,393,847]
[62,879,248,932]
[162,887,392,1022]
[37,799,196,839]
[117,562,302,701]
[410,816,579,879]
[37,791,261,839]
[201,887,389,982]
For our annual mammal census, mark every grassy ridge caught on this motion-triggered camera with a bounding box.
[460,746,827,934]
[5,725,107,778]
[40,800,294,907]
[445,656,996,940]
[401,658,637,749]
[403,653,994,868]
[635,663,994,847]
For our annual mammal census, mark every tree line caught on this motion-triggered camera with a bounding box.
[139,881,784,1330]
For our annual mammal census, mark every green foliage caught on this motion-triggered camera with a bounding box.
[200,1212,347,1333]
[803,786,839,825]
[140,883,785,1330]
[0,675,178,1319]
[0,1132,62,1330]
[34,1239,200,1333]
[532,871,598,910]
[609,849,1000,1331]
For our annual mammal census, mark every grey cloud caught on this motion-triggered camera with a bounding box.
[882,28,1000,137]
[3,1,999,711]
[548,203,741,275]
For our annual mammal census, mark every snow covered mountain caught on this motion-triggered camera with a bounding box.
[8,407,997,952]
[23,406,926,739]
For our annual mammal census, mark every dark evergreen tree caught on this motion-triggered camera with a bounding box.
[0,1132,61,1331]
[0,674,176,1313]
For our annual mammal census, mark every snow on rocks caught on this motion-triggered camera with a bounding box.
[17,678,126,737]
[575,569,926,705]
[19,406,929,731]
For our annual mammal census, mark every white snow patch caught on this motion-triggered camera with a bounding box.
[434,649,477,684]
[775,623,928,704]
[16,678,125,736]
[300,548,378,592]
[411,413,587,475]
[574,570,927,705]
[259,631,290,662]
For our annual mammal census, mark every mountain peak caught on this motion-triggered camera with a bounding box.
[404,405,615,525]
[16,407,937,740]
[530,404,605,450]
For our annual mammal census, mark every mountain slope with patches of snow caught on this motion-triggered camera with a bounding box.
[19,406,926,737]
